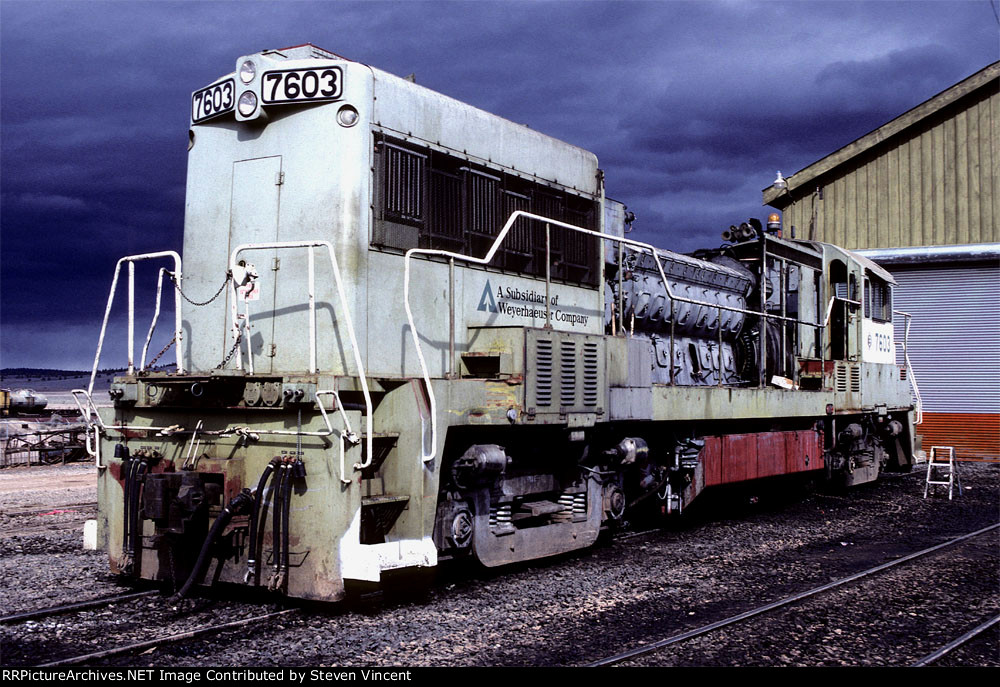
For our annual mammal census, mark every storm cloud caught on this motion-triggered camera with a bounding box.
[1,0,997,368]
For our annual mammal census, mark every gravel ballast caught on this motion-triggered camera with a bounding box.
[1,461,997,667]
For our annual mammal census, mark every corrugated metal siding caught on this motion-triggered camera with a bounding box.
[918,412,999,460]
[780,82,997,250]
[891,265,1000,414]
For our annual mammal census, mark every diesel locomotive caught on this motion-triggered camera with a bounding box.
[78,45,919,601]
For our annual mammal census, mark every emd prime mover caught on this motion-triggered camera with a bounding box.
[78,45,919,602]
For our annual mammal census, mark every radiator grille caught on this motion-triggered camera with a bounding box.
[834,363,862,394]
[527,330,604,414]
[383,143,425,222]
[836,363,848,392]
[535,339,553,406]
[560,340,577,406]
[583,341,599,406]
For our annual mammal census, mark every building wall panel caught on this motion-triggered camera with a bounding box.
[773,77,997,250]
[919,412,1000,460]
[892,264,1000,416]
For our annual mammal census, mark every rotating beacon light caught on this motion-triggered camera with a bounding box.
[767,213,782,238]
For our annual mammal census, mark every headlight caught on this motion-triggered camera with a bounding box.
[239,60,257,84]
[238,91,258,116]
[337,105,359,127]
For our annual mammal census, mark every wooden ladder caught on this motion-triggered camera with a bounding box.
[924,446,962,500]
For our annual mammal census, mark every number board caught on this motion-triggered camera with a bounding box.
[192,79,235,123]
[262,67,343,105]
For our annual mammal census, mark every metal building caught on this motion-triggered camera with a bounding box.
[763,62,999,459]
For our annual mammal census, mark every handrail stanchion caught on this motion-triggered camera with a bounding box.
[308,246,317,374]
[894,309,922,425]
[718,305,724,387]
[71,389,107,469]
[140,268,168,371]
[128,261,135,375]
[544,223,552,328]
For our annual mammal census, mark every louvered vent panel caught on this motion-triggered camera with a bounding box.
[835,363,848,392]
[535,339,553,406]
[850,366,861,393]
[583,341,599,406]
[560,340,577,406]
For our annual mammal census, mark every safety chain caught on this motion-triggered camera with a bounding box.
[147,335,176,369]
[218,328,243,369]
[169,271,232,307]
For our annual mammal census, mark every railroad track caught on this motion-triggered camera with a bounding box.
[2,585,302,667]
[0,590,160,624]
[911,613,1000,666]
[588,522,1000,667]
[37,608,301,667]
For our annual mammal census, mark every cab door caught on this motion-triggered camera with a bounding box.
[229,156,282,374]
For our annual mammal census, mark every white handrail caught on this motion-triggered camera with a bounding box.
[71,388,105,469]
[228,241,373,470]
[139,268,169,371]
[315,389,361,484]
[894,310,922,425]
[72,388,344,437]
[89,251,183,396]
[404,210,854,464]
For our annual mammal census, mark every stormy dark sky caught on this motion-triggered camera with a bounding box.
[1,0,997,370]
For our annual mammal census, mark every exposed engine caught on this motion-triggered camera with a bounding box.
[613,248,755,386]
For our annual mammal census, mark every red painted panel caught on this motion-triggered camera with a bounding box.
[756,432,785,478]
[723,434,757,483]
[808,429,824,470]
[785,429,824,473]
[702,435,723,487]
[784,431,801,474]
[699,430,824,487]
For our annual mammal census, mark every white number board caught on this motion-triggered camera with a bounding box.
[191,79,235,123]
[262,67,343,105]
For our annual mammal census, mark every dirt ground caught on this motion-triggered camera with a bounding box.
[0,463,96,503]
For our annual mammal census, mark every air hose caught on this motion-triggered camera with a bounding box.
[121,451,134,565]
[128,460,148,566]
[280,460,294,587]
[268,462,289,590]
[173,488,254,600]
[245,457,281,584]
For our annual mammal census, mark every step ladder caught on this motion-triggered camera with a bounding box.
[924,446,961,500]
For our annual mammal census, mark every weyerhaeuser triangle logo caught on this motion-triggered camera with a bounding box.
[477,280,498,313]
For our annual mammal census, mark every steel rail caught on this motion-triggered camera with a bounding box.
[587,521,1000,666]
[0,590,159,625]
[911,613,1000,666]
[36,608,302,667]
